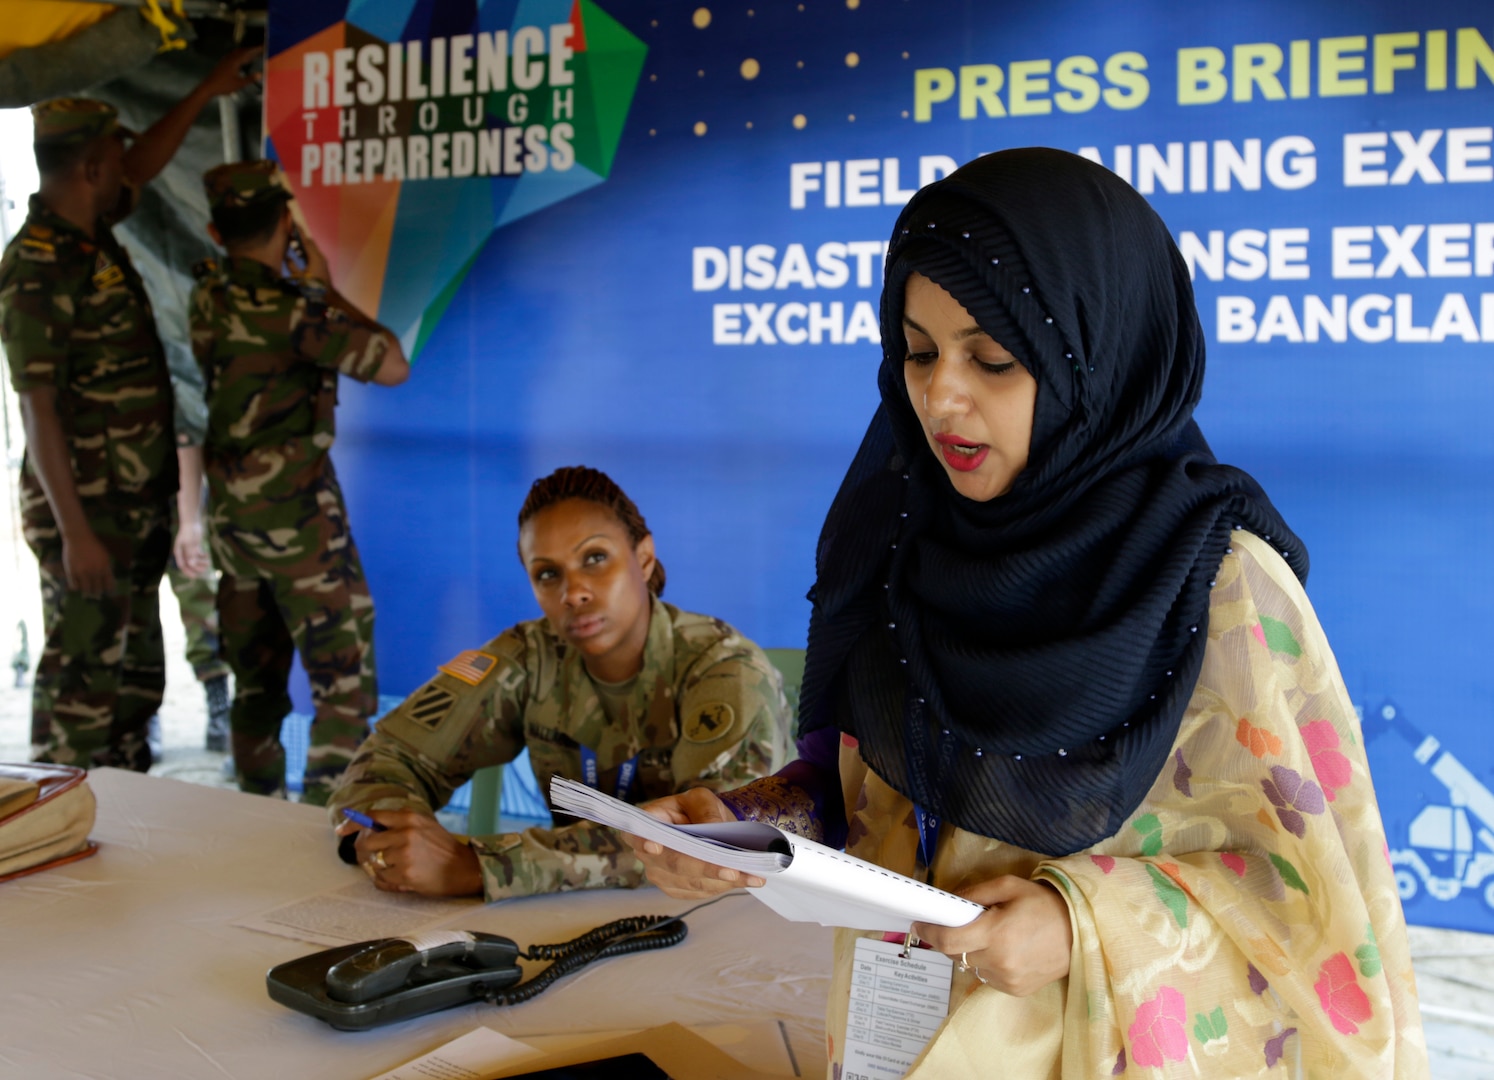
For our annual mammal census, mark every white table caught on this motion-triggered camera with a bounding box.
[0,769,832,1078]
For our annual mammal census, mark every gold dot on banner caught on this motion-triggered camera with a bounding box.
[793,114,807,129]
[741,58,760,79]
[901,110,909,118]
[847,0,860,7]
[848,113,856,121]
[846,52,860,67]
[698,69,706,77]
[746,120,754,128]
[901,51,910,60]
[651,19,658,27]
[694,121,708,135]
[649,73,657,81]
[649,128,657,135]
[693,8,711,28]
[796,60,805,69]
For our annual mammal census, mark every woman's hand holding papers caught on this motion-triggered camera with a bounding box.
[910,875,1073,997]
[624,787,768,898]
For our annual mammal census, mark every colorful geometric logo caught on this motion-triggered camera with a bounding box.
[266,0,647,355]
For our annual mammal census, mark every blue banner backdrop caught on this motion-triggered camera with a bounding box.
[267,0,1494,933]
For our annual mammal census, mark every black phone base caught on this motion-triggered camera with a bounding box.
[267,936,522,1030]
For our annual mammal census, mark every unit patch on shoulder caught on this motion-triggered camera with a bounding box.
[684,702,735,743]
[405,684,457,729]
[438,650,498,686]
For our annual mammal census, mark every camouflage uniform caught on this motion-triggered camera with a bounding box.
[330,597,793,901]
[0,100,176,771]
[190,161,397,806]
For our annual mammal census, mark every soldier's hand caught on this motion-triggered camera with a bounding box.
[355,810,483,897]
[623,787,763,899]
[62,529,116,597]
[201,45,263,99]
[172,522,211,577]
[301,232,332,286]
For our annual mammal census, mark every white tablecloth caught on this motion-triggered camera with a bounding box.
[0,769,832,1078]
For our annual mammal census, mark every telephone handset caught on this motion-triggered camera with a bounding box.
[267,916,687,1031]
[327,930,520,1003]
[267,929,522,1030]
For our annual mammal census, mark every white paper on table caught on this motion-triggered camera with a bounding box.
[550,777,982,933]
[235,879,480,947]
[369,1027,542,1080]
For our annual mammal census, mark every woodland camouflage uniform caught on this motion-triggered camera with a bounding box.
[0,100,176,772]
[191,161,397,806]
[330,598,793,900]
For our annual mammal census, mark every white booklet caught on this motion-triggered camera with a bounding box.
[549,777,983,933]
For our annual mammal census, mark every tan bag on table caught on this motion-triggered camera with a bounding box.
[0,763,98,883]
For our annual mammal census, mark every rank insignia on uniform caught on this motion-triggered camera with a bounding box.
[20,237,54,253]
[684,702,735,743]
[92,262,125,290]
[438,650,498,686]
[406,684,456,729]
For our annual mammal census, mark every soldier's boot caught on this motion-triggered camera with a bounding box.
[203,674,231,752]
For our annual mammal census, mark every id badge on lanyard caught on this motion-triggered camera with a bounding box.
[579,745,639,801]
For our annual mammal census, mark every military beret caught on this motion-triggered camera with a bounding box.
[32,98,133,147]
[202,160,291,213]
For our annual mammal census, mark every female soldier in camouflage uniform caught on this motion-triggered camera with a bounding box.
[331,466,792,901]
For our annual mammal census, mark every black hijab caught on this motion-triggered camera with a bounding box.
[798,148,1307,857]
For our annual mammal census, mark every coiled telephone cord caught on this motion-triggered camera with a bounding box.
[476,893,743,1007]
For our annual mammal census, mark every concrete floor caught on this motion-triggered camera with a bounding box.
[1,391,1491,1075]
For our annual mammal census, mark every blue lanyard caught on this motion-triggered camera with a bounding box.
[914,804,940,873]
[579,746,639,801]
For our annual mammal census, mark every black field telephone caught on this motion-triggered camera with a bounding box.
[267,916,687,1031]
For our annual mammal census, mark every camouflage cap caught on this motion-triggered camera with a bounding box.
[202,160,291,213]
[32,98,132,146]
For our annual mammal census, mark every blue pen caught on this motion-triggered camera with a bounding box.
[342,808,387,832]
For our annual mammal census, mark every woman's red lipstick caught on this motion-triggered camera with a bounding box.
[933,433,989,472]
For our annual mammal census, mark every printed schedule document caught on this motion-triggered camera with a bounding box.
[842,938,954,1080]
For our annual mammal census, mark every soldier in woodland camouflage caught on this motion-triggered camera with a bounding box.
[331,467,792,901]
[191,160,409,806]
[1,66,256,769]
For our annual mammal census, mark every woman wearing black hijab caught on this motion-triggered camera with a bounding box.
[631,149,1427,1078]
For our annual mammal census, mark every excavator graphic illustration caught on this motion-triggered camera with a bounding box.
[1364,699,1494,910]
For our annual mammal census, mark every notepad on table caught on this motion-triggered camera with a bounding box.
[549,777,983,933]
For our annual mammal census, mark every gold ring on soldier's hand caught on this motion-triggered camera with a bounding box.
[370,850,388,871]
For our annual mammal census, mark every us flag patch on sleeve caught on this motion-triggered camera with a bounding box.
[438,650,498,686]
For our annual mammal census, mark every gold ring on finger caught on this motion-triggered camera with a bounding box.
[371,850,388,871]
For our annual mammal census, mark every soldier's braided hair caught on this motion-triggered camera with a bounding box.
[518,466,666,596]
